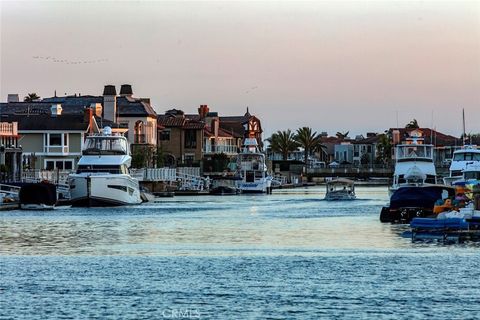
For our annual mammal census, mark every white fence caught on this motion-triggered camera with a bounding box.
[22,170,71,184]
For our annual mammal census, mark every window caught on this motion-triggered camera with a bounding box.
[49,134,62,146]
[160,130,171,141]
[44,159,74,171]
[367,145,372,153]
[46,161,55,170]
[185,154,195,166]
[184,129,197,148]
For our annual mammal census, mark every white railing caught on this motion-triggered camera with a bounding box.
[43,146,69,154]
[22,170,71,184]
[203,144,238,154]
[177,167,201,177]
[130,168,178,182]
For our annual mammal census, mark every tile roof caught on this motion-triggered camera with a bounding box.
[3,114,90,131]
[2,95,157,117]
[388,128,461,147]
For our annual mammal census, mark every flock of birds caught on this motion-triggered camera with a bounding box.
[32,56,108,65]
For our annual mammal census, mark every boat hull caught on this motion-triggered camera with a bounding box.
[236,181,267,193]
[69,174,142,207]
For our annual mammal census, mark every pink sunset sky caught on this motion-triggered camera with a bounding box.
[1,1,479,138]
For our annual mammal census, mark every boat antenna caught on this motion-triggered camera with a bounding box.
[462,108,466,145]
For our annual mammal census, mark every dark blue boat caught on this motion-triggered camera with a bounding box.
[380,185,455,223]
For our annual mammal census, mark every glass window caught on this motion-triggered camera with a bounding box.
[184,130,197,148]
[49,134,62,146]
[65,161,73,170]
[160,130,171,141]
[46,161,54,170]
[56,161,64,170]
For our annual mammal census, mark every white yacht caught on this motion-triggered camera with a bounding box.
[390,140,437,193]
[68,127,142,207]
[444,146,480,185]
[235,138,269,193]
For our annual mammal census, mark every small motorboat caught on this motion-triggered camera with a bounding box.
[209,185,239,195]
[324,178,356,201]
[19,181,57,210]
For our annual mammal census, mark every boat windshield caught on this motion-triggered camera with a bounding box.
[238,154,265,171]
[83,137,128,155]
[396,145,433,160]
[453,153,480,161]
[76,164,128,174]
[464,171,480,180]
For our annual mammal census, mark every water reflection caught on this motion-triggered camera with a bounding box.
[0,186,468,256]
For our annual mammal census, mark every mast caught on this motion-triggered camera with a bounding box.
[462,108,466,145]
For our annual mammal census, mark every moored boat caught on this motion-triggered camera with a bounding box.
[68,127,142,207]
[235,138,269,193]
[19,182,57,210]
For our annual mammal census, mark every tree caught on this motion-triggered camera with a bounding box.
[24,93,40,102]
[405,119,419,129]
[336,131,349,139]
[294,127,324,165]
[266,129,299,160]
[376,133,392,164]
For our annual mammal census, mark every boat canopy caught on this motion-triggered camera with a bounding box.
[83,136,128,155]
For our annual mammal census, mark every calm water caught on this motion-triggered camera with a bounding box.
[1,186,480,319]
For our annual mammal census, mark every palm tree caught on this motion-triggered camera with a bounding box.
[336,130,349,140]
[405,119,419,129]
[24,93,40,102]
[266,129,298,160]
[295,127,323,165]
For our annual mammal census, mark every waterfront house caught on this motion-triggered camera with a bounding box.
[0,121,22,181]
[334,143,354,164]
[157,109,205,167]
[352,133,380,165]
[0,106,107,171]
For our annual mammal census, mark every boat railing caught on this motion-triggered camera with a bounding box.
[0,183,21,197]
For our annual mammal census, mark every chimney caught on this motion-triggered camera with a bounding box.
[50,104,63,117]
[103,85,117,122]
[120,84,133,97]
[198,105,209,119]
[90,103,103,117]
[7,94,19,103]
[84,107,94,133]
[392,130,400,145]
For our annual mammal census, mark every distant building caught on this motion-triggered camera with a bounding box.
[334,143,354,164]
[352,133,380,165]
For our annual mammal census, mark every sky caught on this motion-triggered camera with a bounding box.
[1,1,479,138]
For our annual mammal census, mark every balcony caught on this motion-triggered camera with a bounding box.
[203,144,238,155]
[43,145,69,155]
[0,122,18,137]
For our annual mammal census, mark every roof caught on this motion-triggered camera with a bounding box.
[1,94,157,117]
[353,135,381,144]
[388,128,461,147]
[3,114,90,131]
[205,127,236,138]
[157,115,205,129]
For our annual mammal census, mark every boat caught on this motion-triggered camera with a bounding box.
[381,132,447,223]
[68,127,142,207]
[324,178,356,200]
[235,138,269,193]
[380,184,455,223]
[444,146,480,185]
[19,181,57,210]
[390,138,437,193]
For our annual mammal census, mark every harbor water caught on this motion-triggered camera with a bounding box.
[2,186,480,319]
